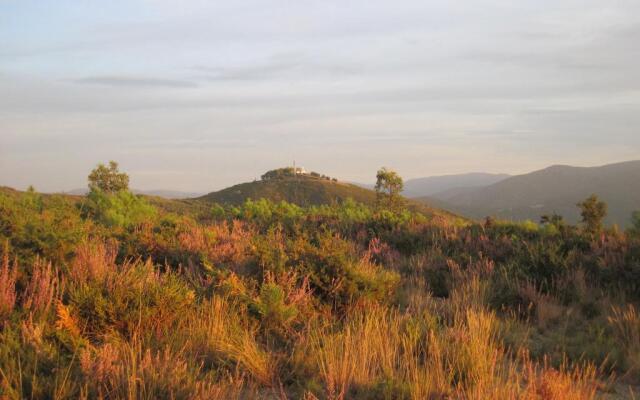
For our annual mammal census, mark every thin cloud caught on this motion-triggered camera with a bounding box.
[74,76,198,89]
[194,53,362,82]
[195,62,298,81]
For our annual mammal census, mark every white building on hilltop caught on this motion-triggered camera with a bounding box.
[293,161,307,175]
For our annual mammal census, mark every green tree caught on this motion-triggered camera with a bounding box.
[85,189,156,228]
[577,194,607,236]
[630,211,640,235]
[84,161,154,227]
[375,167,404,212]
[88,161,129,193]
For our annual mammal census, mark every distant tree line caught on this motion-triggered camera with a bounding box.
[261,167,296,180]
[261,167,338,182]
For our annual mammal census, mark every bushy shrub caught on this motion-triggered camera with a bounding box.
[290,230,400,306]
[67,258,194,341]
[84,189,156,229]
[250,283,298,333]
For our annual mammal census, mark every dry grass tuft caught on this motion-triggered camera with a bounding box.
[609,304,640,375]
[79,339,248,400]
[189,296,276,386]
[0,246,17,322]
[522,355,599,400]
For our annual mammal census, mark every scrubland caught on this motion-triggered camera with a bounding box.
[1,188,639,399]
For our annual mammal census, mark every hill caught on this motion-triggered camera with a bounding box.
[199,175,377,207]
[403,172,510,197]
[417,160,640,226]
[197,168,460,221]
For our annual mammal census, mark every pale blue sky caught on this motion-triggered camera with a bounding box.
[1,0,639,192]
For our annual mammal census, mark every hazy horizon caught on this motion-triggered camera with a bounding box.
[3,158,638,195]
[2,1,640,192]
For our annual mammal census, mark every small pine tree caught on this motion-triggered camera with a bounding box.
[577,194,607,236]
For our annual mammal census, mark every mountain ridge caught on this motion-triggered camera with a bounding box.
[403,172,511,198]
[417,160,640,226]
[356,172,511,198]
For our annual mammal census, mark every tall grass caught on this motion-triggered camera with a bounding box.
[188,296,276,386]
[308,301,600,399]
[609,304,640,377]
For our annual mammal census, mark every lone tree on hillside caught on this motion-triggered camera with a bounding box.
[375,167,404,212]
[88,161,129,193]
[577,194,607,236]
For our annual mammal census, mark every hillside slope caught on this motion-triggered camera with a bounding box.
[63,188,203,199]
[403,173,510,197]
[197,173,461,221]
[199,176,378,206]
[417,160,640,226]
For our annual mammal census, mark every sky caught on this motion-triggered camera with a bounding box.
[1,0,639,192]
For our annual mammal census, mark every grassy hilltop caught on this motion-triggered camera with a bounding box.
[200,167,377,206]
[198,167,458,222]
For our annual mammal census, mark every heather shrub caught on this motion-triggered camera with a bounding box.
[253,225,289,276]
[0,192,88,265]
[290,230,400,306]
[21,257,61,319]
[67,257,194,341]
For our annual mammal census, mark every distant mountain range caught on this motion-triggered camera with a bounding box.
[402,173,511,198]
[415,160,640,227]
[354,172,510,197]
[62,188,204,199]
